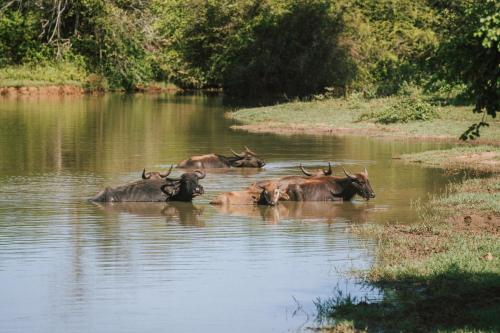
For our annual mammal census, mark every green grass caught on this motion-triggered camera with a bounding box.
[316,175,500,332]
[229,95,500,142]
[0,62,87,87]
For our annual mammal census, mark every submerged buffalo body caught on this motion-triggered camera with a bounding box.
[91,170,205,202]
[178,147,265,169]
[91,178,168,202]
[285,168,375,202]
[210,182,288,206]
[248,162,333,192]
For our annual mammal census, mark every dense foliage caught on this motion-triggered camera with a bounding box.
[0,0,498,121]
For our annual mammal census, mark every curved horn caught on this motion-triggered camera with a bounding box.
[194,170,206,179]
[160,165,174,178]
[299,164,313,176]
[166,177,181,182]
[244,146,257,155]
[363,167,368,176]
[230,148,244,158]
[343,167,356,179]
[142,169,150,179]
[323,162,332,176]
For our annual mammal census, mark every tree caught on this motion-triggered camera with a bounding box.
[430,0,499,139]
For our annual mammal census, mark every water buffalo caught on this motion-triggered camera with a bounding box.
[285,168,375,201]
[91,169,205,202]
[210,183,288,206]
[141,165,174,180]
[177,147,265,169]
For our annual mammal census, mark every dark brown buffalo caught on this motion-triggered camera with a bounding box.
[177,147,265,169]
[141,165,174,180]
[285,168,375,202]
[91,170,205,202]
[210,183,288,206]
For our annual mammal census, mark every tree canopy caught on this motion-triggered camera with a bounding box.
[0,0,498,124]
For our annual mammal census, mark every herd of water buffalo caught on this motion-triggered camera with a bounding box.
[91,147,375,205]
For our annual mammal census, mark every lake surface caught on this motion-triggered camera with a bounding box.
[0,94,453,332]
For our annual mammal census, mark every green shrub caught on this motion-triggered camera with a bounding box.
[0,10,41,65]
[84,74,109,91]
[359,96,438,124]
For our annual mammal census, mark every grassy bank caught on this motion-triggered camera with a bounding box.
[228,96,500,144]
[398,146,500,174]
[0,63,87,88]
[0,64,181,94]
[314,166,499,331]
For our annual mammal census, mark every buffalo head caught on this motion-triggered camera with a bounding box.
[160,170,205,201]
[142,165,173,180]
[342,167,375,200]
[230,146,265,168]
[254,183,289,206]
[299,162,332,176]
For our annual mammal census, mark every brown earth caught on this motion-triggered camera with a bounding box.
[0,85,85,96]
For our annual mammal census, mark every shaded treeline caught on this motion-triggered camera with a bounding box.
[0,0,498,117]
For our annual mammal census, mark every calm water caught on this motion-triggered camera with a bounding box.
[0,94,452,332]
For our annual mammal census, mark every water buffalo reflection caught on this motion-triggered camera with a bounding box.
[213,201,371,224]
[92,202,205,226]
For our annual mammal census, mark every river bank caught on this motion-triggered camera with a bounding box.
[0,64,182,96]
[228,96,500,145]
[315,150,499,332]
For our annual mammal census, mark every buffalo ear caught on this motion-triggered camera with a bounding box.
[161,183,180,197]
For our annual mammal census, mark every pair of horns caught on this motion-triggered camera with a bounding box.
[300,162,332,176]
[230,146,256,157]
[142,165,174,179]
[343,167,368,179]
[166,169,206,182]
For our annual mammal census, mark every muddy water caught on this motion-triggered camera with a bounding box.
[0,94,452,332]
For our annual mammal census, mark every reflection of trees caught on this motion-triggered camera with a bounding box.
[0,94,227,175]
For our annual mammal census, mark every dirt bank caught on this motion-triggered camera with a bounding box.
[0,85,85,97]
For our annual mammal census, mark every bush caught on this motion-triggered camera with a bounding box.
[84,74,109,91]
[0,11,41,65]
[359,96,438,124]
